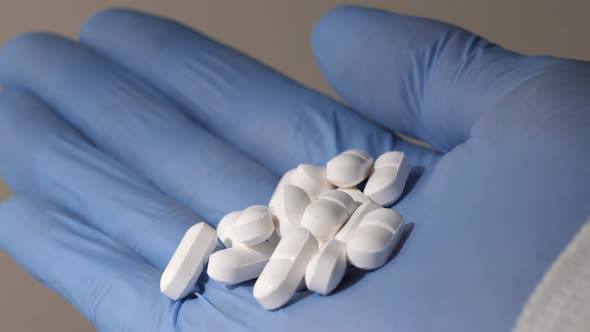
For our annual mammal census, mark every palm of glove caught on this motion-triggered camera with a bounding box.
[0,6,588,332]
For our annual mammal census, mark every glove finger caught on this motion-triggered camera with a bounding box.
[0,33,278,222]
[78,9,440,171]
[311,5,564,152]
[0,88,214,270]
[0,196,177,331]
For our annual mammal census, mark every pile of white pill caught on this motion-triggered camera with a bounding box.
[160,149,410,310]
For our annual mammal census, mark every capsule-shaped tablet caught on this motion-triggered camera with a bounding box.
[347,208,404,270]
[270,184,311,237]
[319,189,358,215]
[305,239,347,295]
[207,241,277,285]
[338,187,371,205]
[268,169,292,235]
[364,151,410,207]
[289,164,334,198]
[327,149,374,188]
[218,210,280,247]
[300,190,356,242]
[266,220,281,246]
[273,207,298,238]
[335,200,380,243]
[233,205,275,245]
[254,229,318,310]
[268,169,295,210]
[217,211,242,248]
[160,222,217,300]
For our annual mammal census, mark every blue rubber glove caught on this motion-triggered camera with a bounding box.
[0,5,588,331]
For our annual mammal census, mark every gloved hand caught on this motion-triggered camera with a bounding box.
[0,5,588,332]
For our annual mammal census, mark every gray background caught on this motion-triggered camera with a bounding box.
[0,1,589,330]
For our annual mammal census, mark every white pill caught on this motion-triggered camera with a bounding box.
[267,223,281,245]
[284,185,311,221]
[335,200,380,243]
[338,187,371,205]
[327,149,374,188]
[300,190,355,242]
[281,184,311,231]
[319,189,358,215]
[268,169,294,210]
[305,239,347,295]
[160,222,217,300]
[274,207,299,238]
[364,151,411,207]
[217,211,242,248]
[269,170,300,237]
[218,210,280,248]
[347,208,404,270]
[253,228,318,310]
[207,241,276,285]
[289,164,334,198]
[233,205,275,245]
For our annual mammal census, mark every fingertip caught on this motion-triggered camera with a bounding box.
[312,5,488,150]
[312,5,385,46]
[312,6,421,141]
[79,8,136,51]
[80,7,183,67]
[82,8,150,40]
[312,5,450,89]
[81,7,139,29]
[0,32,48,77]
[0,32,66,59]
[0,32,78,89]
[311,5,375,76]
[312,5,452,67]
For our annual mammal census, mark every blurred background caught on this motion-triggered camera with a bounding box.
[0,0,589,330]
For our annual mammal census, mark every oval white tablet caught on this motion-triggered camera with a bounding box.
[300,199,350,242]
[335,200,380,243]
[160,222,217,301]
[338,187,371,205]
[281,184,311,231]
[217,211,242,248]
[347,208,404,270]
[289,164,334,198]
[326,149,373,188]
[305,239,347,295]
[207,241,276,285]
[319,189,358,215]
[266,220,281,245]
[233,205,275,245]
[253,228,318,310]
[364,151,410,207]
[273,206,299,238]
[268,169,295,209]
